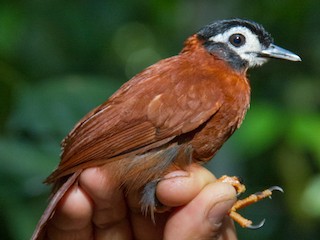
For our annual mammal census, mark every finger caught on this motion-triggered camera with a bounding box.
[216,217,238,240]
[126,164,218,240]
[79,165,132,240]
[164,182,237,239]
[156,163,216,207]
[46,184,93,240]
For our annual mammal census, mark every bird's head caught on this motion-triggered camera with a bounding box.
[196,19,301,70]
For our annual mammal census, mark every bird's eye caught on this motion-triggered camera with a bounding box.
[229,34,246,47]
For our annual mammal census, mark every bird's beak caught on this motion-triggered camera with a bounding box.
[259,44,301,62]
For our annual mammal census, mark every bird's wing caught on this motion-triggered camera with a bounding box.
[47,56,224,182]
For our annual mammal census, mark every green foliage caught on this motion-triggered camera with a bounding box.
[301,175,320,218]
[0,1,319,239]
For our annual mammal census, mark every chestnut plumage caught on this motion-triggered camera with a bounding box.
[32,19,300,239]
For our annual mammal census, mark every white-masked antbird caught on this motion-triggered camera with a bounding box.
[32,18,301,239]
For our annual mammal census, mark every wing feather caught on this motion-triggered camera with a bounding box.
[47,54,224,182]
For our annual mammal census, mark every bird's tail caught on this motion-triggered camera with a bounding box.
[31,171,82,240]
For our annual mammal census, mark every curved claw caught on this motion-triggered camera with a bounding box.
[247,219,266,230]
[267,186,284,199]
[268,186,284,193]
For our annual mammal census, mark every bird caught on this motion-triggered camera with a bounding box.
[32,18,301,239]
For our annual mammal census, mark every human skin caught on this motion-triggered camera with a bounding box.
[45,163,238,240]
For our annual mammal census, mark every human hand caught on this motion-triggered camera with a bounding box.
[45,164,237,240]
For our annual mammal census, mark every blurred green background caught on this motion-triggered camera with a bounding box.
[0,0,319,239]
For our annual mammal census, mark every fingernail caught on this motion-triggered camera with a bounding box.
[163,170,190,179]
[208,198,235,226]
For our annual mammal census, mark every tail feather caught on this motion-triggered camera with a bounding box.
[31,171,81,240]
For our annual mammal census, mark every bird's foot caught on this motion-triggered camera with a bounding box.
[217,175,283,229]
[217,175,246,195]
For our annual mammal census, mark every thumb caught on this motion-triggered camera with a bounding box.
[164,182,237,240]
[207,183,236,228]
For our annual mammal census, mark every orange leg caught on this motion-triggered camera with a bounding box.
[217,175,283,229]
